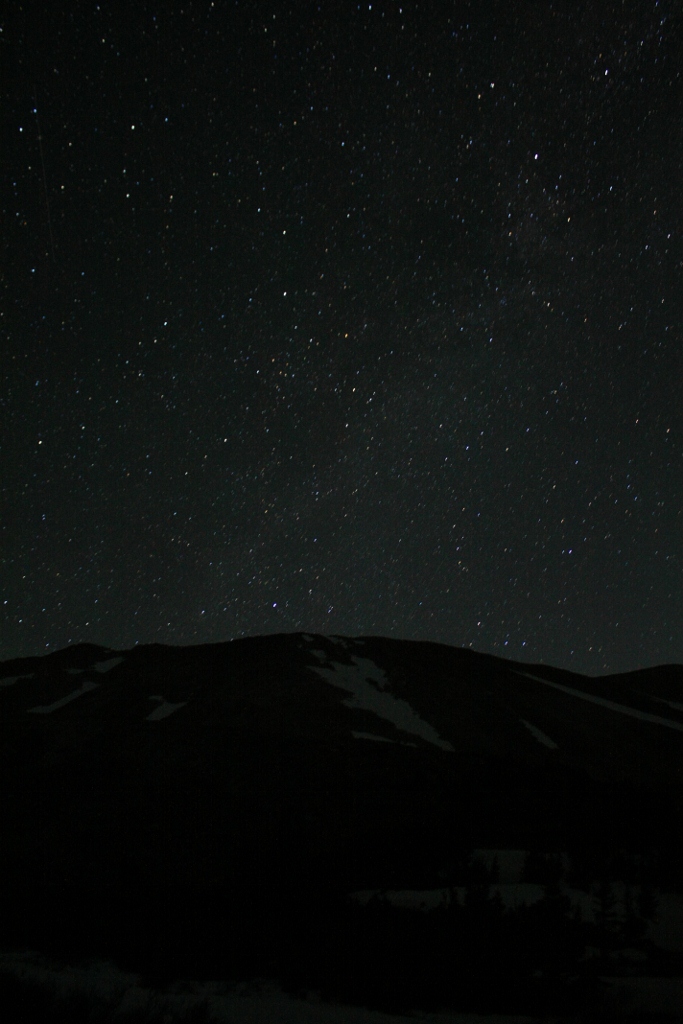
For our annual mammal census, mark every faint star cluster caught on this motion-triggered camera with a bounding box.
[2,1,682,673]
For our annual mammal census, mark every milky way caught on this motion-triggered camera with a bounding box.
[3,1,682,672]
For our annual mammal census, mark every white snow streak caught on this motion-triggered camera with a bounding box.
[651,695,683,713]
[0,676,23,687]
[310,655,454,751]
[351,731,395,743]
[27,680,99,714]
[146,696,187,721]
[519,718,558,749]
[93,657,125,673]
[351,731,418,747]
[513,670,683,732]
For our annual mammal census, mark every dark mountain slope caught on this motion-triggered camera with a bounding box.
[1,632,682,1012]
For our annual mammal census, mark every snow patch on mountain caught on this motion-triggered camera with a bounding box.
[27,680,99,714]
[308,652,454,751]
[352,731,418,747]
[651,695,683,713]
[519,718,558,749]
[513,669,683,732]
[146,696,188,721]
[0,675,26,687]
[93,657,125,673]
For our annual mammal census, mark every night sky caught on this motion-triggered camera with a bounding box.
[3,1,682,673]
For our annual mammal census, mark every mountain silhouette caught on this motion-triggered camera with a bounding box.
[1,632,682,1016]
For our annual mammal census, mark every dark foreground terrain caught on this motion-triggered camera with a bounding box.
[2,632,682,1018]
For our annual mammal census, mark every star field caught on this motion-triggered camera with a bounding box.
[2,1,682,672]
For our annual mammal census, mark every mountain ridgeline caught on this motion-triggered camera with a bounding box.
[1,632,682,1016]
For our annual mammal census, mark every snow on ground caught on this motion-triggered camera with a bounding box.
[351,885,543,913]
[470,851,532,884]
[308,652,454,752]
[4,947,683,1019]
[598,975,683,1014]
[513,670,683,732]
[350,882,683,954]
[0,951,553,1023]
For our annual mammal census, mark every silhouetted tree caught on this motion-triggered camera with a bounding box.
[638,881,659,932]
[594,880,622,960]
[522,850,565,884]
